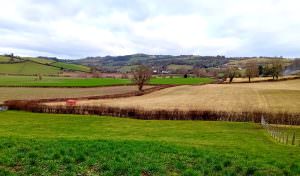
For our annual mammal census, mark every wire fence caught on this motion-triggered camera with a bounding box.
[261,116,299,146]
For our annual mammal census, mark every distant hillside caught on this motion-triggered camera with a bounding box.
[70,54,230,72]
[0,55,91,75]
[70,54,293,73]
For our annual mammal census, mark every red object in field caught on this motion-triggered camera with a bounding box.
[66,99,77,106]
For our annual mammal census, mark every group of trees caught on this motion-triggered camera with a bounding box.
[224,60,284,83]
[128,58,289,90]
[262,60,283,80]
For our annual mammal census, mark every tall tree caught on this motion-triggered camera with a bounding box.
[270,59,283,80]
[245,61,259,82]
[131,65,152,91]
[263,59,283,80]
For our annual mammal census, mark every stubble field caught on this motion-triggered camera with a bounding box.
[60,79,300,113]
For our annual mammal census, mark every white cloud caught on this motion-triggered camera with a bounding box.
[0,0,300,58]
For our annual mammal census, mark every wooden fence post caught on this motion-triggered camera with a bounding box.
[292,132,296,145]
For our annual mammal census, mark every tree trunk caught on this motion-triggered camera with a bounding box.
[248,76,251,83]
[229,77,234,83]
[138,84,143,91]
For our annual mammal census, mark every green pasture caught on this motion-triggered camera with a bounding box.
[149,77,214,85]
[0,111,299,175]
[0,76,131,87]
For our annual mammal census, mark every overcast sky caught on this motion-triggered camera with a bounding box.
[0,0,300,59]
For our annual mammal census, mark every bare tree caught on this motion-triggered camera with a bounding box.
[193,68,208,77]
[131,65,152,91]
[225,66,239,83]
[245,61,259,82]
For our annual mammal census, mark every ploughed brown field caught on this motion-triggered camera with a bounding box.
[0,86,152,104]
[48,79,300,113]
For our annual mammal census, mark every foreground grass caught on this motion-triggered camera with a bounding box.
[149,77,214,85]
[0,111,299,175]
[0,76,131,87]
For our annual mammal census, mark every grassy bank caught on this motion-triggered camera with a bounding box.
[0,111,299,175]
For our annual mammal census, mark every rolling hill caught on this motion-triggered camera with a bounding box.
[70,54,230,72]
[0,55,91,75]
[70,54,295,73]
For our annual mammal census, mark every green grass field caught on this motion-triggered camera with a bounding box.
[50,62,91,72]
[0,111,299,175]
[24,57,55,64]
[0,75,214,87]
[0,56,11,62]
[149,77,214,85]
[0,76,131,87]
[0,55,91,74]
[0,61,61,75]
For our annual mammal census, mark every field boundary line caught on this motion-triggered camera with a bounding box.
[261,116,299,146]
[5,101,300,125]
[225,76,300,84]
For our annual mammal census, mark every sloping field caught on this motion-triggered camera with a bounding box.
[228,58,292,66]
[25,57,55,64]
[0,86,150,103]
[0,61,61,75]
[50,62,91,72]
[0,56,91,75]
[70,79,300,113]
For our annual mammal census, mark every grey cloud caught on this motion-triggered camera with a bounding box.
[1,0,300,58]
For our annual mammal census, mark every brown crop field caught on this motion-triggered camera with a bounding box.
[0,86,152,104]
[52,79,300,113]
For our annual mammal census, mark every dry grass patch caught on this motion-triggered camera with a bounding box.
[0,86,152,103]
[52,80,300,113]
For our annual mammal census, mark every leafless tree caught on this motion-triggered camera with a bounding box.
[225,66,239,83]
[245,61,259,82]
[131,65,152,91]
